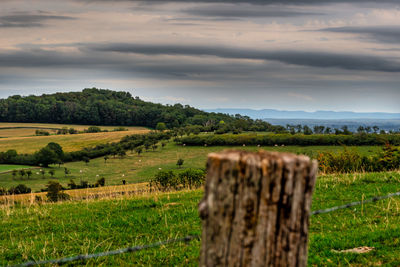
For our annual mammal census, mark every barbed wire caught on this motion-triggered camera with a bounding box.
[9,235,200,267]
[7,190,400,267]
[311,191,400,215]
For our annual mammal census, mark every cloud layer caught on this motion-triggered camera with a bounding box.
[0,0,399,112]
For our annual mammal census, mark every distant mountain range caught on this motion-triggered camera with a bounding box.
[205,109,400,120]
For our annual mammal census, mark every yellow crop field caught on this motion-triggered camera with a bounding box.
[0,122,144,131]
[0,127,150,153]
[0,128,59,138]
[0,182,150,204]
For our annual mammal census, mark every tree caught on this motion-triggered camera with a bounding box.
[357,126,365,133]
[83,156,90,165]
[26,170,32,179]
[49,169,55,178]
[324,127,331,134]
[135,146,143,156]
[64,167,70,178]
[177,158,184,168]
[117,149,126,158]
[144,142,151,151]
[373,126,379,133]
[95,177,106,187]
[8,184,31,194]
[341,125,351,135]
[19,169,26,179]
[156,122,167,132]
[46,142,64,160]
[35,147,58,167]
[303,125,313,135]
[46,181,70,202]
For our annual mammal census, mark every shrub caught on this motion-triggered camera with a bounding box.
[86,126,102,133]
[8,184,31,195]
[95,177,106,187]
[150,170,178,191]
[46,181,70,202]
[35,129,50,136]
[178,169,205,189]
[177,158,184,168]
[0,187,7,196]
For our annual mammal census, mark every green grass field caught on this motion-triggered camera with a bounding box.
[1,171,400,266]
[0,165,36,173]
[0,142,383,192]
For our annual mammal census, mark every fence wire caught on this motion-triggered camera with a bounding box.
[9,235,200,267]
[7,190,400,267]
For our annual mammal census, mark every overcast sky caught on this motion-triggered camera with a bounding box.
[0,0,399,112]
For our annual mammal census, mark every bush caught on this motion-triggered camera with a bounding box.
[8,184,31,195]
[150,169,205,191]
[46,181,70,202]
[0,187,7,196]
[86,126,102,133]
[317,144,400,173]
[150,170,178,191]
[95,177,106,187]
[178,169,205,189]
[35,129,50,136]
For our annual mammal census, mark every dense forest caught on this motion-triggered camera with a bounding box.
[0,88,280,132]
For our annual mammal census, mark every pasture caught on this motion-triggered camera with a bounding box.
[1,171,400,266]
[0,142,383,192]
[0,165,36,173]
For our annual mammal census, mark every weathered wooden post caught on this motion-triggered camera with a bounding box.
[199,150,317,267]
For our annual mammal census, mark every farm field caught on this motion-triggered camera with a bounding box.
[0,165,36,173]
[1,171,400,266]
[0,127,149,154]
[0,122,146,131]
[0,142,383,192]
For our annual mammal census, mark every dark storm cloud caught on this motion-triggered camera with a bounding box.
[87,43,400,72]
[181,5,324,18]
[0,14,74,28]
[0,48,274,80]
[320,26,400,44]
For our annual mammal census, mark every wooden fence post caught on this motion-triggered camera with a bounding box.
[199,150,318,267]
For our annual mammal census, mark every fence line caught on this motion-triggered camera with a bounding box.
[8,190,400,267]
[311,191,400,215]
[9,236,199,267]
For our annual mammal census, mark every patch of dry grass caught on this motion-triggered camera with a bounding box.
[0,128,149,153]
[0,183,150,205]
[0,122,145,131]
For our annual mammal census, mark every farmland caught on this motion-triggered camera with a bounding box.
[0,124,399,266]
[0,140,383,192]
[0,123,149,153]
[1,171,400,266]
[0,165,36,173]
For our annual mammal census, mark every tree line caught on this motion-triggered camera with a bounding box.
[0,88,283,132]
[175,133,400,146]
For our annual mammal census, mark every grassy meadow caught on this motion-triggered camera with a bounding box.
[0,165,37,173]
[1,171,400,266]
[1,125,400,266]
[0,141,383,192]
